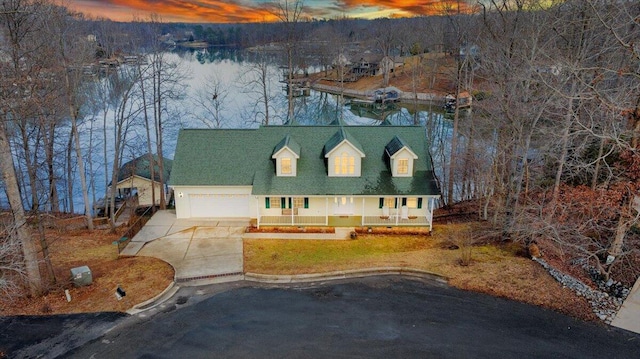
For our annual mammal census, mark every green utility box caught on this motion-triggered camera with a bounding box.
[70,265,93,287]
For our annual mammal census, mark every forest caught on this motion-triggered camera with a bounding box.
[1,0,639,302]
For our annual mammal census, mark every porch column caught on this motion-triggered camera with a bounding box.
[428,197,434,232]
[325,197,329,226]
[395,196,399,225]
[256,197,260,229]
[290,197,294,225]
[361,197,365,226]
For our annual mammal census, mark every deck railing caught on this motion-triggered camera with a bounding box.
[259,215,326,226]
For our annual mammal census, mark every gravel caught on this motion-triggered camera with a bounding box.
[532,257,629,323]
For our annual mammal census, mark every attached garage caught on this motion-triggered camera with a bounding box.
[187,193,251,218]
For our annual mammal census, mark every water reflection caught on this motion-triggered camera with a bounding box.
[173,48,453,129]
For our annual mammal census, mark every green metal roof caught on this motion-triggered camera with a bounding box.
[118,153,172,183]
[170,125,440,197]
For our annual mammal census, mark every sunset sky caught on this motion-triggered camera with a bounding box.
[68,0,476,23]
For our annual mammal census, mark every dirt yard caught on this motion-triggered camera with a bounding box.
[1,226,174,316]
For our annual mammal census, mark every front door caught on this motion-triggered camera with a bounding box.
[333,196,354,215]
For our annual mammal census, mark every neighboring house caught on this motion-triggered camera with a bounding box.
[170,125,440,230]
[351,53,383,76]
[111,154,173,207]
[379,56,403,75]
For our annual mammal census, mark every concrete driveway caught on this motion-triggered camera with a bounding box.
[124,211,247,284]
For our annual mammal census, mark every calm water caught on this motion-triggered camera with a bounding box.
[1,48,454,212]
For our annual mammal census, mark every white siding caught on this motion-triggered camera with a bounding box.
[172,186,255,219]
[273,148,298,177]
[326,142,364,177]
[390,148,418,177]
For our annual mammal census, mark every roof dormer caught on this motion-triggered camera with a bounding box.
[272,135,300,177]
[385,136,418,177]
[323,128,365,177]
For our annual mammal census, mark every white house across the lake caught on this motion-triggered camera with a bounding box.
[169,125,440,230]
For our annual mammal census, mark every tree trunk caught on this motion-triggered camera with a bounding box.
[447,96,460,207]
[154,61,167,210]
[66,128,74,214]
[287,45,294,122]
[42,115,59,213]
[549,94,576,211]
[70,115,93,230]
[0,121,43,296]
[138,61,157,212]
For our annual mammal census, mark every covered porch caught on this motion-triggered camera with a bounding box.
[256,195,437,230]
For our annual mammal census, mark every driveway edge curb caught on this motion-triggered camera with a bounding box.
[244,267,448,284]
[127,281,179,315]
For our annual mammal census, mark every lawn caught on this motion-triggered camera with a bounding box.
[244,224,596,321]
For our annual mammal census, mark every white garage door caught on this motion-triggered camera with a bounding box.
[189,194,250,218]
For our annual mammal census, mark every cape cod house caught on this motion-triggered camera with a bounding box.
[170,125,440,230]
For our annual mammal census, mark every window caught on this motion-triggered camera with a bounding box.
[269,197,281,208]
[335,152,355,175]
[398,159,409,175]
[293,197,304,209]
[281,158,292,174]
[379,197,398,208]
[406,197,422,209]
[384,197,396,208]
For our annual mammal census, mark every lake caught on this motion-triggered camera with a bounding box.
[1,48,454,212]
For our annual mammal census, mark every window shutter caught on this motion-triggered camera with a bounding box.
[265,197,270,209]
[379,198,384,208]
[288,197,292,208]
[394,198,398,208]
[304,198,309,208]
[402,198,407,206]
[417,198,423,209]
[280,197,286,208]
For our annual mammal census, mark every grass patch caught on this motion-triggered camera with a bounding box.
[244,234,433,274]
[244,223,597,321]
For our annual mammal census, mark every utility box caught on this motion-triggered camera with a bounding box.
[70,266,92,287]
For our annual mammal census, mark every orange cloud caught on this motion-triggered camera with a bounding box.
[68,0,478,23]
[70,0,279,22]
[334,0,478,17]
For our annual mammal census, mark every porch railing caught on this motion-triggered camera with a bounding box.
[259,215,326,226]
[258,215,431,227]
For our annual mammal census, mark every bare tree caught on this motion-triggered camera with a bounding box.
[44,5,95,230]
[241,50,278,125]
[190,74,228,128]
[0,220,28,301]
[144,14,188,209]
[272,0,305,122]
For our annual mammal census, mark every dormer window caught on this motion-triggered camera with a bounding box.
[281,158,292,174]
[397,159,409,175]
[272,135,300,177]
[335,152,355,175]
[324,128,365,177]
[385,136,418,178]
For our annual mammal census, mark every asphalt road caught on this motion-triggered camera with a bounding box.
[6,277,640,358]
[0,312,126,358]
